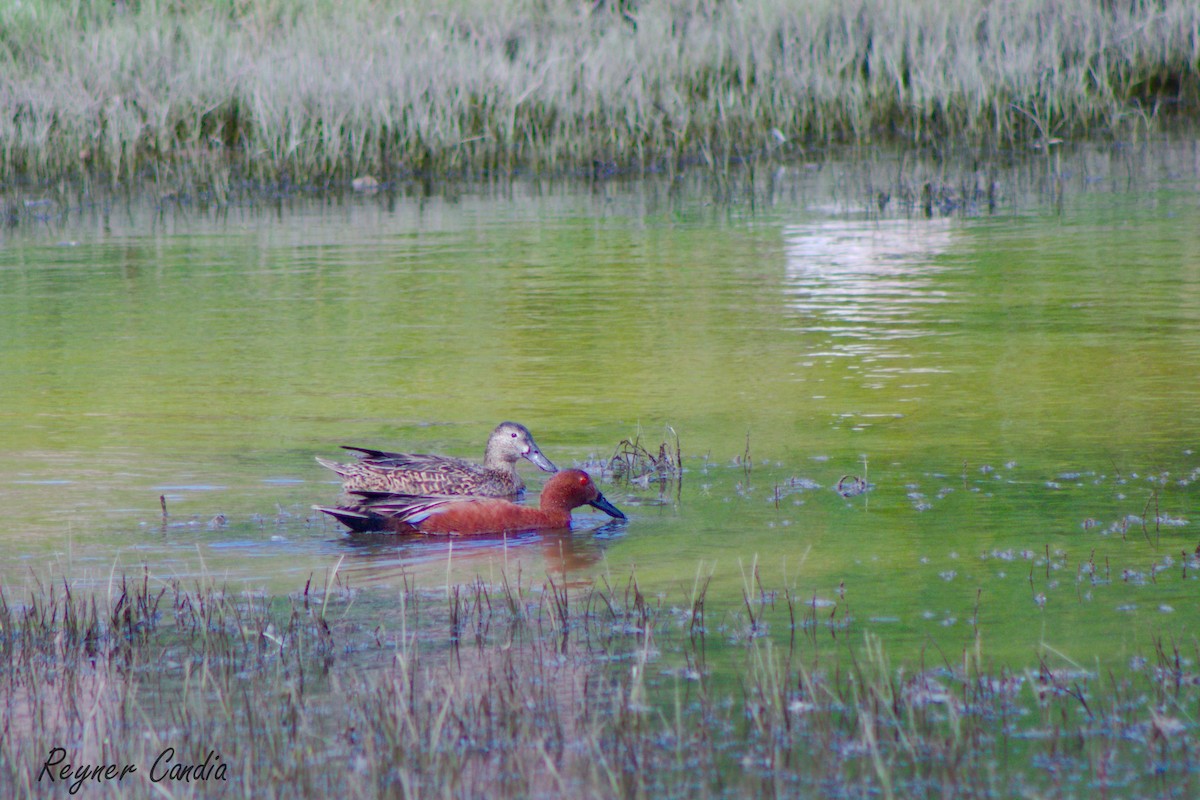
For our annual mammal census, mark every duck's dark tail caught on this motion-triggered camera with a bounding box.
[313,505,399,533]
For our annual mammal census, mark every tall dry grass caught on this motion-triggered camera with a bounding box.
[1,0,1197,181]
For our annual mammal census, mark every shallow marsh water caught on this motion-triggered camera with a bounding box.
[2,142,1200,677]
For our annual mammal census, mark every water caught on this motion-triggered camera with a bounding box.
[2,142,1199,666]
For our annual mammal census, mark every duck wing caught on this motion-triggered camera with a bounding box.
[348,490,480,524]
[332,446,519,496]
[340,447,471,471]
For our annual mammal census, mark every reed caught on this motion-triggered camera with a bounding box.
[2,0,1197,183]
[0,566,1196,799]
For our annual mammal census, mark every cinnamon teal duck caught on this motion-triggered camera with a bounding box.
[316,421,557,497]
[315,469,625,535]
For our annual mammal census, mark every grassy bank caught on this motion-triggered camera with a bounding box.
[1,0,1197,184]
[0,567,1196,798]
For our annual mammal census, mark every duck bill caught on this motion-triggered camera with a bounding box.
[525,448,558,473]
[588,492,627,520]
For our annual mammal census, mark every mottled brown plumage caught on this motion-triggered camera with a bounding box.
[316,421,556,497]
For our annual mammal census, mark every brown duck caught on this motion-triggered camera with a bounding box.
[316,421,557,497]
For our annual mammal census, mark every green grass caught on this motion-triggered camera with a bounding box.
[0,565,1196,799]
[0,0,1197,183]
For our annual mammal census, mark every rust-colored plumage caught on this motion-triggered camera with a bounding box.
[316,469,626,535]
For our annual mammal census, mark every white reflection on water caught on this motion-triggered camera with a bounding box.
[782,218,960,398]
[783,218,957,340]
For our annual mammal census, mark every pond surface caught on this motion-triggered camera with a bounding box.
[2,142,1199,667]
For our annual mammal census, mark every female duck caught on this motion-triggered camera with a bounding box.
[317,421,556,497]
[316,469,625,535]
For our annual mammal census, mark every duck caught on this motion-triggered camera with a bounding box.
[315,468,626,535]
[316,421,557,497]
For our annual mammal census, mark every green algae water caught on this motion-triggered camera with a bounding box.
[2,143,1199,671]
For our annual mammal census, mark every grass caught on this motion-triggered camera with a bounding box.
[0,563,1196,799]
[0,0,1197,184]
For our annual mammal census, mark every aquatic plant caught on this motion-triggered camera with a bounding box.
[0,564,1196,799]
[1,0,1197,183]
[605,427,682,482]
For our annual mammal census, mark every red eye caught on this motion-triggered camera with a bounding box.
[579,475,588,485]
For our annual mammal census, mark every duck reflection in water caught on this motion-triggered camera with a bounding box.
[336,526,622,590]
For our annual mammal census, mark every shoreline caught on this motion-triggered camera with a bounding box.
[4,137,1197,228]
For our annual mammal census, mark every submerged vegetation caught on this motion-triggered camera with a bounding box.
[1,0,1198,184]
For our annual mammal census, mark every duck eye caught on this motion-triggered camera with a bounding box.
[511,432,518,438]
